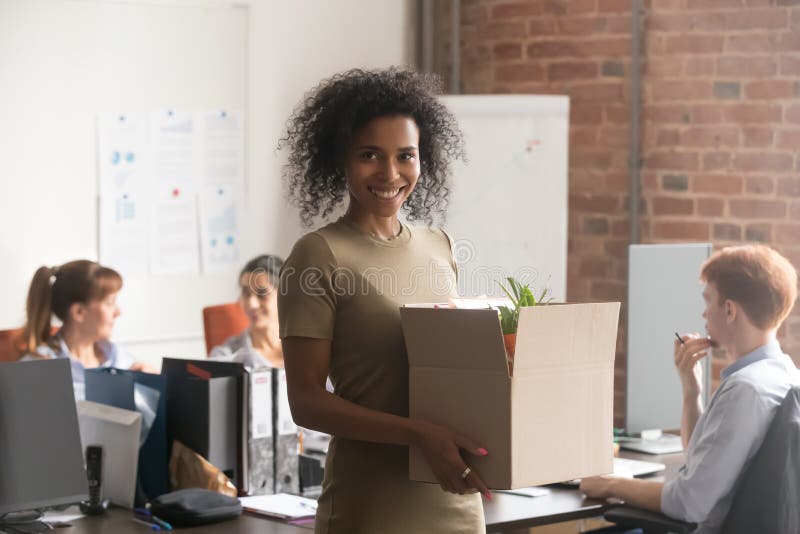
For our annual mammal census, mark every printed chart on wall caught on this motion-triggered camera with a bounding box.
[97,110,244,275]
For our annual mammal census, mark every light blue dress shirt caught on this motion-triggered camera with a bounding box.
[661,339,798,533]
[24,331,133,401]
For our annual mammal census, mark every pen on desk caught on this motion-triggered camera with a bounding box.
[675,332,684,345]
[149,515,173,531]
[134,508,171,530]
[497,490,536,498]
[131,517,160,530]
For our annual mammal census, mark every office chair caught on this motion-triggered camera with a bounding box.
[201,303,249,355]
[0,327,25,362]
[602,385,800,534]
[0,326,63,362]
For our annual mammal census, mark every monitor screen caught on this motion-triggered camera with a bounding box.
[626,243,712,434]
[0,359,88,514]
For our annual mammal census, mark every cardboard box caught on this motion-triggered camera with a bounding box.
[401,302,620,489]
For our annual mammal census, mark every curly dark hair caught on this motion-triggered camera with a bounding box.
[279,67,464,227]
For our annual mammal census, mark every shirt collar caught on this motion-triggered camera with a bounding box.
[51,330,116,368]
[51,331,70,359]
[721,338,783,380]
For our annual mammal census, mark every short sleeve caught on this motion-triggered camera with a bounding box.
[439,228,459,283]
[278,232,338,340]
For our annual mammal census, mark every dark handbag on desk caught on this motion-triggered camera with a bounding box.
[149,488,242,526]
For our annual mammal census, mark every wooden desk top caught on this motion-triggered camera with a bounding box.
[484,487,606,532]
[62,451,686,533]
[483,450,685,532]
[60,508,310,533]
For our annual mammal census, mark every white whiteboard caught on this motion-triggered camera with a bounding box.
[627,244,712,433]
[0,0,249,356]
[440,96,569,301]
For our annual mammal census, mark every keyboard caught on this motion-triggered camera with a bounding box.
[559,457,666,487]
[612,457,666,477]
[619,434,683,455]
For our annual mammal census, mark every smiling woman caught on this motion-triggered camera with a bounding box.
[277,68,488,534]
[343,115,421,238]
[209,254,285,369]
[280,67,463,229]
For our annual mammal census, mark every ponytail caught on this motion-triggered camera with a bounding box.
[20,260,124,355]
[22,265,57,354]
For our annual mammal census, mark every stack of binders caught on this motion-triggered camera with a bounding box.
[162,358,300,496]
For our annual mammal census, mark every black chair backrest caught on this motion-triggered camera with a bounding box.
[721,385,800,534]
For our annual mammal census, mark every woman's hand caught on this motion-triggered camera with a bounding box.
[129,361,158,374]
[410,420,492,500]
[673,333,711,399]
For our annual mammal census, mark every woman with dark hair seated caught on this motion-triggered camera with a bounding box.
[209,254,284,369]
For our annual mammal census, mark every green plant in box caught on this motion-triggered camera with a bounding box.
[497,277,551,373]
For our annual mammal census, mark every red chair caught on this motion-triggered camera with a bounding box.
[202,303,249,355]
[0,327,26,362]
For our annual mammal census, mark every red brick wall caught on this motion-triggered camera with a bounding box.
[434,0,800,427]
[641,0,800,384]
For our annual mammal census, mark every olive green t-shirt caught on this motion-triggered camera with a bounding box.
[279,217,484,534]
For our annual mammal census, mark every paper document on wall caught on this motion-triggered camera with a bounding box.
[97,114,150,276]
[202,111,244,185]
[150,190,200,275]
[97,110,244,276]
[200,184,241,272]
[150,110,199,189]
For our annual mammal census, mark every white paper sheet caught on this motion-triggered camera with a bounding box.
[150,110,199,189]
[202,110,244,185]
[200,184,241,273]
[150,189,200,275]
[42,505,85,525]
[97,110,244,276]
[240,493,317,520]
[97,113,150,276]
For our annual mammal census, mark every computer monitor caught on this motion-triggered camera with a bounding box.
[626,243,713,434]
[0,359,88,514]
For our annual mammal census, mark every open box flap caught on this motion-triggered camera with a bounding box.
[400,307,509,373]
[513,302,620,372]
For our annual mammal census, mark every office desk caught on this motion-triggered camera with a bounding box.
[59,508,310,533]
[484,450,685,533]
[63,451,684,533]
[484,487,606,532]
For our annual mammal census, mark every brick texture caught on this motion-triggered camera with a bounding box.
[642,1,800,416]
[435,0,800,427]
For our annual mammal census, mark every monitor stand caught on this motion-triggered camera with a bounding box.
[619,432,683,455]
